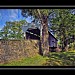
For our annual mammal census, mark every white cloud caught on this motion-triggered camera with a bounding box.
[9,9,19,19]
[8,19,14,22]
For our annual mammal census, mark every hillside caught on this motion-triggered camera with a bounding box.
[0,39,39,64]
[0,50,75,66]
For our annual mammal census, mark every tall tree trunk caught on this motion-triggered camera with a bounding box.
[42,18,49,56]
[37,9,49,56]
[62,35,68,51]
[64,40,68,51]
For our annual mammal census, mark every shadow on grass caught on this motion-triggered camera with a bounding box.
[43,51,75,66]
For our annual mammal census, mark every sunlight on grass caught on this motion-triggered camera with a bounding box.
[0,50,75,66]
[44,50,75,66]
[0,54,48,66]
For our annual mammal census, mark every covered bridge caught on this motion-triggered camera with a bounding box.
[22,22,58,52]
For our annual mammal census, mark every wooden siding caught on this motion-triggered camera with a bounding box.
[26,28,58,48]
[26,28,40,40]
[49,33,57,47]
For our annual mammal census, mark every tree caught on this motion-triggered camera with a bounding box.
[49,9,75,51]
[1,22,10,40]
[0,20,27,40]
[21,9,53,56]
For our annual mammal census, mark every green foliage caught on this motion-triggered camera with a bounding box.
[21,9,53,19]
[0,20,27,40]
[49,9,75,50]
[50,9,75,39]
[68,42,75,50]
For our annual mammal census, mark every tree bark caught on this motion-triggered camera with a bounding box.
[37,9,49,56]
[64,40,68,51]
[42,16,49,56]
[62,36,68,51]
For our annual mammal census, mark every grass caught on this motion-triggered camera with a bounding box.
[44,50,75,66]
[0,54,48,66]
[0,50,75,66]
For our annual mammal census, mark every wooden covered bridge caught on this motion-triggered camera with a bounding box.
[22,22,58,52]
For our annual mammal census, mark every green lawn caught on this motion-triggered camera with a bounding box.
[0,51,75,66]
[44,50,75,66]
[0,54,48,66]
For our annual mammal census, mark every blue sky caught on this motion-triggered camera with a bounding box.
[0,9,32,30]
[0,9,75,30]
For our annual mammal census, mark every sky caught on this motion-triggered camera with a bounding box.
[0,9,75,32]
[0,9,32,30]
